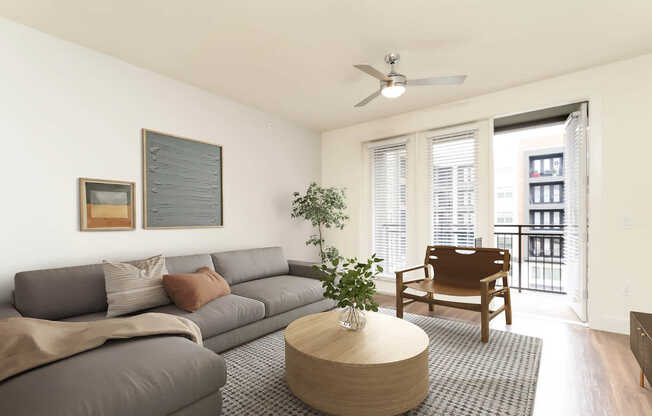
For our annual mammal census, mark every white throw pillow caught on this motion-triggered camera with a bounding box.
[103,255,170,317]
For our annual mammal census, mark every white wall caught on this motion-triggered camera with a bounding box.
[0,18,321,302]
[322,52,652,334]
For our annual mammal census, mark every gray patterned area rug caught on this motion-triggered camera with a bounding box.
[221,309,542,416]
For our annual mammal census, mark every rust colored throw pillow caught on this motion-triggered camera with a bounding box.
[163,267,231,312]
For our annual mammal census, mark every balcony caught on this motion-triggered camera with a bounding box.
[376,222,566,295]
[494,224,565,294]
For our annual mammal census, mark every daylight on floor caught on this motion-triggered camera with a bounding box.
[1,2,651,415]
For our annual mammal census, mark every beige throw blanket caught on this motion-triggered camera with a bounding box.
[0,312,202,382]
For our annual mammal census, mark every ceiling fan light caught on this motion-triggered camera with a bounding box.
[381,84,405,99]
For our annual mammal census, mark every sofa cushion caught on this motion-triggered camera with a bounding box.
[211,247,289,285]
[230,275,324,317]
[146,294,265,339]
[0,336,226,416]
[166,254,215,274]
[14,263,107,320]
[203,298,336,353]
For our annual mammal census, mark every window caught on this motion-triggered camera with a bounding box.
[372,142,407,275]
[530,182,564,204]
[430,130,478,247]
[496,211,513,224]
[529,153,563,177]
[530,209,564,228]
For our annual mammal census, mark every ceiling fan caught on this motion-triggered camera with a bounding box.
[353,52,467,107]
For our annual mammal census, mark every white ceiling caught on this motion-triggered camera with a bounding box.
[2,1,652,131]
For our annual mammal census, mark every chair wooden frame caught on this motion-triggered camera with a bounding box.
[394,245,512,343]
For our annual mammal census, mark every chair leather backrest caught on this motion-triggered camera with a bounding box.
[426,246,509,289]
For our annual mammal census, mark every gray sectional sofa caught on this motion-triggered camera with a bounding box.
[0,247,334,416]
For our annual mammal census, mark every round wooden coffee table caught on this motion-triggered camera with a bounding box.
[285,310,429,416]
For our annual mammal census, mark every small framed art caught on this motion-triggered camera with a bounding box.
[79,178,136,231]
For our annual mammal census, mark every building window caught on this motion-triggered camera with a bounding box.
[529,153,563,178]
[529,182,564,204]
[496,212,513,224]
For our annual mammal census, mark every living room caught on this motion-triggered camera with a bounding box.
[1,2,651,415]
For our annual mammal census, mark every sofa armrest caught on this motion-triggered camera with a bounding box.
[0,302,21,319]
[288,260,328,280]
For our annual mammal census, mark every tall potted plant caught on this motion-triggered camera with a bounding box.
[291,182,349,263]
[292,182,382,330]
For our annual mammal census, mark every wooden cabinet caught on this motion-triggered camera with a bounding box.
[630,311,652,387]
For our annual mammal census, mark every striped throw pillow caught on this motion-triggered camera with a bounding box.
[103,255,170,317]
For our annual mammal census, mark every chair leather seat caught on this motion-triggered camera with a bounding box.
[404,279,482,297]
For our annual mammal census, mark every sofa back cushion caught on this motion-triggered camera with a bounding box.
[211,247,289,285]
[165,254,215,275]
[13,254,215,320]
[14,264,107,320]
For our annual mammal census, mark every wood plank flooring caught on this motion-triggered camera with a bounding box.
[374,293,652,416]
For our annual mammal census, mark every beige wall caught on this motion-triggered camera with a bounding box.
[0,18,321,302]
[322,52,652,334]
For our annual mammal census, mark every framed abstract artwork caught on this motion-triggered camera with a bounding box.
[79,178,136,231]
[142,129,223,229]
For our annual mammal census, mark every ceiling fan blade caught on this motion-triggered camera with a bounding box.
[409,75,467,86]
[354,90,381,107]
[354,64,389,81]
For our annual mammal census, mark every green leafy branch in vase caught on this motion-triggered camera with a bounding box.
[314,254,384,312]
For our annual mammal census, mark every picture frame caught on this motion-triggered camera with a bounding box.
[79,178,136,231]
[142,129,223,229]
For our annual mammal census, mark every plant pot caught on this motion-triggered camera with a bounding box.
[338,306,367,331]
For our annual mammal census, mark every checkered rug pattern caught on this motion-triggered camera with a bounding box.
[221,309,541,416]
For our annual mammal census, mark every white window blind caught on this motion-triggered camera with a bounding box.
[429,130,478,247]
[563,103,588,321]
[372,142,408,275]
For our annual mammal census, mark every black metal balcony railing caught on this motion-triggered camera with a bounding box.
[377,222,566,294]
[494,224,566,294]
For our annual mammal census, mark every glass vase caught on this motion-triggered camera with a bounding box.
[338,305,367,331]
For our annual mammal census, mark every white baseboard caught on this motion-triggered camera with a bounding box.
[589,315,629,334]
